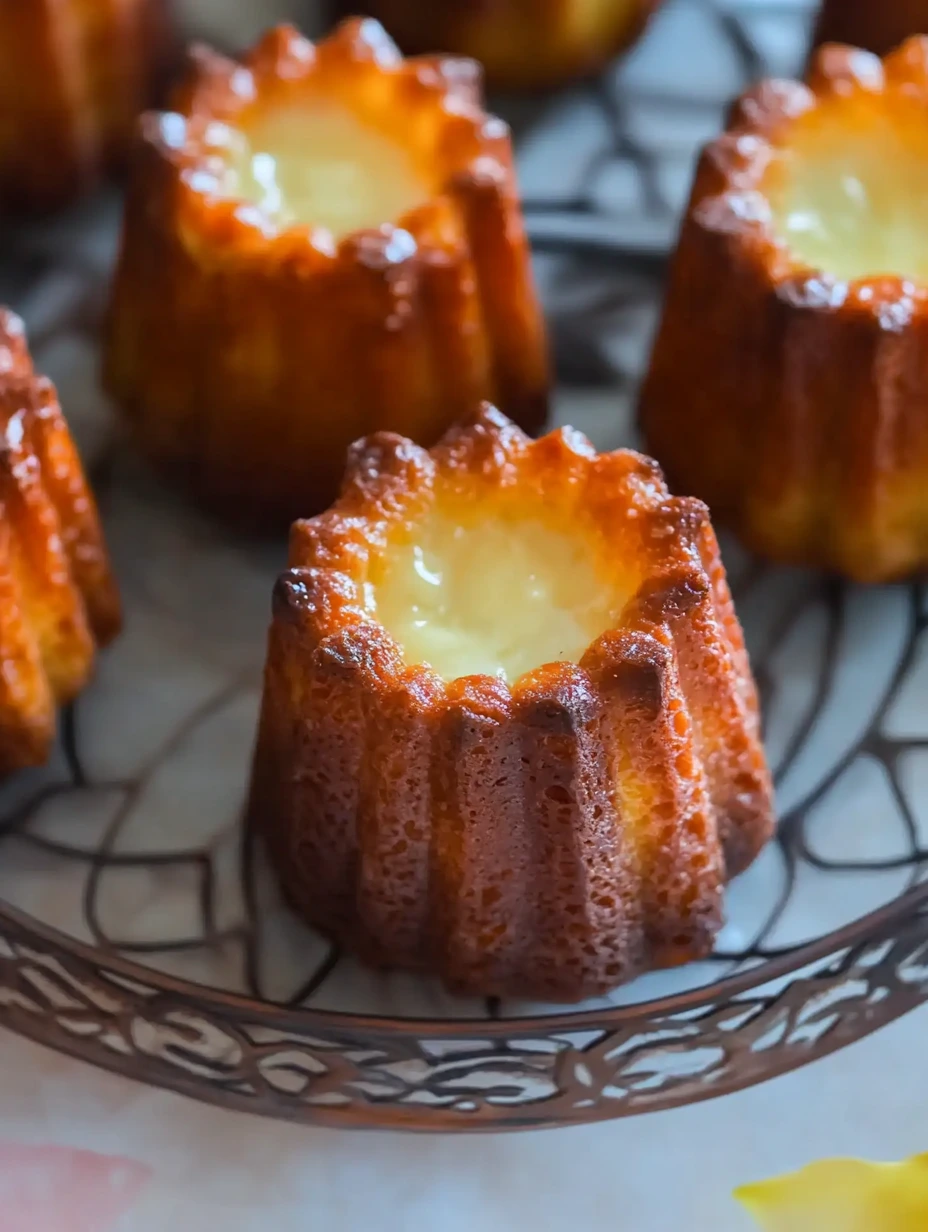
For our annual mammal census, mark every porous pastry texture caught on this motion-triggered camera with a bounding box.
[104,20,549,530]
[248,406,774,1002]
[0,0,168,211]
[351,0,663,91]
[0,310,120,774]
[812,0,928,58]
[640,38,928,582]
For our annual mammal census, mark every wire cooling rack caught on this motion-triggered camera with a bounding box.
[4,0,928,1131]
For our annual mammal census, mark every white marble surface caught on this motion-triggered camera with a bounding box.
[1,1002,926,1230]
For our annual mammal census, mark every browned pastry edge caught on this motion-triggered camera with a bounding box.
[0,308,120,773]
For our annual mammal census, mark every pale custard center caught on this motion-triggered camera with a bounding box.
[769,108,928,283]
[373,511,621,682]
[217,102,427,237]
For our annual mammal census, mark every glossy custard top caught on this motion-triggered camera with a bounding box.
[215,100,428,237]
[767,97,928,283]
[373,503,623,682]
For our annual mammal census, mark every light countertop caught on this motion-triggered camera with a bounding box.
[1,1003,925,1230]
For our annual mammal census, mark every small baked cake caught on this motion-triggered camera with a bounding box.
[0,0,168,212]
[247,406,773,1001]
[813,0,928,58]
[354,0,662,91]
[641,38,928,583]
[104,20,549,530]
[0,310,120,774]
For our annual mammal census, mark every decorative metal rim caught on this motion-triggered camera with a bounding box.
[3,876,927,1037]
[3,551,924,1128]
[2,884,928,1132]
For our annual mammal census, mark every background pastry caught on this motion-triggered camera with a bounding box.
[349,0,663,91]
[812,0,928,58]
[0,0,169,212]
[641,38,928,582]
[105,19,549,529]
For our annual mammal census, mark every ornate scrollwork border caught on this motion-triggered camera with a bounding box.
[1,885,926,1130]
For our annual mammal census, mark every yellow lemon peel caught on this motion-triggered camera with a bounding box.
[736,1153,928,1230]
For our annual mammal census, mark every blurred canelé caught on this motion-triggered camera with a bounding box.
[248,406,774,1000]
[812,0,928,57]
[0,310,120,774]
[0,0,169,213]
[104,19,549,530]
[641,38,928,582]
[350,0,663,90]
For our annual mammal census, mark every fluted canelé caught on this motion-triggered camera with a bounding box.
[641,38,928,582]
[0,310,120,773]
[0,0,168,212]
[247,406,774,1002]
[104,19,549,530]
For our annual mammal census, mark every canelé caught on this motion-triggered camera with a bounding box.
[247,406,774,1001]
[812,0,928,58]
[640,38,928,582]
[0,310,120,774]
[0,0,168,212]
[104,20,549,530]
[353,0,662,91]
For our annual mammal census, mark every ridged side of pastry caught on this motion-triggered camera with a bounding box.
[0,310,120,773]
[248,406,773,1001]
[0,0,167,211]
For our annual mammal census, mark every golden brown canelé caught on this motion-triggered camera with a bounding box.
[352,0,663,91]
[812,0,928,58]
[247,406,774,1001]
[104,20,549,531]
[0,0,168,212]
[640,38,928,583]
[0,310,120,774]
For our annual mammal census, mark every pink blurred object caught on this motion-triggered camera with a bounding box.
[0,1143,151,1232]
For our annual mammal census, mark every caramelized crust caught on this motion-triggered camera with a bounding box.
[248,406,773,1001]
[352,0,663,91]
[0,0,168,212]
[104,20,549,530]
[0,310,120,774]
[640,38,928,582]
[813,0,928,58]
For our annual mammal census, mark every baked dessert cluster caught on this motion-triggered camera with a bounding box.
[104,19,548,529]
[353,0,663,91]
[0,311,120,774]
[247,407,773,1001]
[4,14,783,1003]
[641,37,928,582]
[812,0,928,58]
[0,0,168,212]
